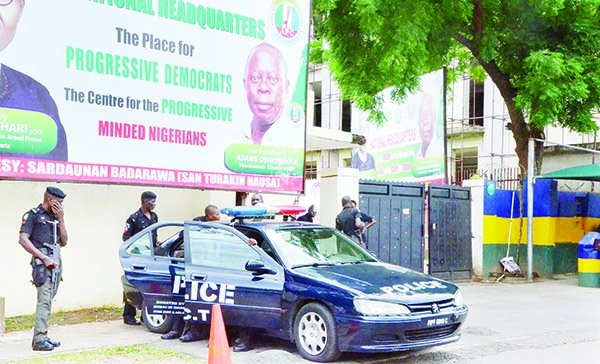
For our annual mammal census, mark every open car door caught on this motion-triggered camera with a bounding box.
[183,222,285,332]
[120,222,186,333]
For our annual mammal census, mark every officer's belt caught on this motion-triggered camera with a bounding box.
[40,242,60,257]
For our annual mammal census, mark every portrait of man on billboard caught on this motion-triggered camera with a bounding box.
[417,94,436,158]
[0,0,68,161]
[351,122,375,172]
[242,42,290,146]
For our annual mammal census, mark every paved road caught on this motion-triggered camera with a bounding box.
[2,275,600,363]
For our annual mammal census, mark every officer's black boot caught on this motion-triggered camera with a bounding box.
[233,330,254,352]
[161,317,184,340]
[180,322,208,342]
[46,338,61,347]
[32,340,54,351]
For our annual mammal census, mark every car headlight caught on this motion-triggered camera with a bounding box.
[354,298,411,316]
[454,289,465,307]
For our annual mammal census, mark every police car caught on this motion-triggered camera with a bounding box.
[120,206,467,362]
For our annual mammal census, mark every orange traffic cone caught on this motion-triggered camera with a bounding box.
[208,304,232,364]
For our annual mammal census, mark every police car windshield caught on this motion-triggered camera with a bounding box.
[264,227,377,268]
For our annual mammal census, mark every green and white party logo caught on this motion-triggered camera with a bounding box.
[270,0,304,43]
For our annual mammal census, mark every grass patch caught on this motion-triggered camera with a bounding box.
[7,344,205,364]
[5,305,122,333]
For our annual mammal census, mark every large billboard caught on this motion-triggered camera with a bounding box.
[0,0,309,193]
[353,70,446,184]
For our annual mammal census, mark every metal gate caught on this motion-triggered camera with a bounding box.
[359,181,472,280]
[429,185,472,280]
[359,182,425,272]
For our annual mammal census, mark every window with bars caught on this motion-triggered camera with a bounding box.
[305,161,317,180]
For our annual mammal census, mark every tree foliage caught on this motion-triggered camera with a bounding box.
[312,0,600,174]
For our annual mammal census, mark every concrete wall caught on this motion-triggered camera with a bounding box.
[475,179,600,280]
[0,181,310,317]
[319,168,359,227]
[463,179,484,279]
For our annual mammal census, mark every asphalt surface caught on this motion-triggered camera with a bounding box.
[2,275,600,363]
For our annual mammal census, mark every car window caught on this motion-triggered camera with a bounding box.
[237,228,280,262]
[266,227,377,267]
[188,226,260,270]
[126,232,152,257]
[157,226,184,245]
[154,226,184,257]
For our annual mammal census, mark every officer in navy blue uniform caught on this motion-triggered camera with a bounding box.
[160,204,256,351]
[121,191,158,325]
[350,200,376,246]
[19,186,68,351]
[161,204,221,342]
[335,196,365,246]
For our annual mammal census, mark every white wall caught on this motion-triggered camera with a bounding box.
[1,181,227,316]
[319,168,359,227]
[0,181,309,317]
[462,179,484,279]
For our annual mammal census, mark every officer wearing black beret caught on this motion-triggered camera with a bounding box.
[121,191,158,325]
[19,186,68,351]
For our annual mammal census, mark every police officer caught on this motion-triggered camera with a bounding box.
[335,196,365,246]
[350,200,376,245]
[121,191,158,325]
[19,186,68,351]
[160,204,257,351]
[161,204,221,342]
[296,205,317,222]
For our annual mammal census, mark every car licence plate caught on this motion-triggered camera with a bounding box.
[423,316,450,327]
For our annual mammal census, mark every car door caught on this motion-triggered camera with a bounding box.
[183,222,285,330]
[121,222,185,315]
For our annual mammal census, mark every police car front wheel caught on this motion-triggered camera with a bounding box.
[294,302,341,362]
[141,300,173,334]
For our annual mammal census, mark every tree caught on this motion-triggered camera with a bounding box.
[312,0,600,176]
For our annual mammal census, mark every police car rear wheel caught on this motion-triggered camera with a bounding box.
[294,302,341,362]
[141,300,173,334]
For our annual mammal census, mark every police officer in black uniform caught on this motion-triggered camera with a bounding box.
[19,186,68,351]
[335,196,365,246]
[161,204,221,342]
[121,191,158,325]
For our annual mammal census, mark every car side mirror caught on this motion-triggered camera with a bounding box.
[245,259,276,275]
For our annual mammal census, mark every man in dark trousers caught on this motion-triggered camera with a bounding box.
[335,196,365,246]
[161,204,221,342]
[161,204,257,351]
[19,186,68,351]
[121,191,158,325]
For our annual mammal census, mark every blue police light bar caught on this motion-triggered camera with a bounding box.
[221,205,306,217]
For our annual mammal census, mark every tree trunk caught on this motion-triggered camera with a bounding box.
[455,41,544,180]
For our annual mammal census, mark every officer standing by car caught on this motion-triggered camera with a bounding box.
[161,204,221,342]
[335,196,365,246]
[350,200,376,246]
[197,205,257,351]
[160,204,256,351]
[19,187,68,351]
[121,191,158,325]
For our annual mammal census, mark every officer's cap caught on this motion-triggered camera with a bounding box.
[141,191,157,201]
[46,186,66,199]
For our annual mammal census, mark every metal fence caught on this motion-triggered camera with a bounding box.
[453,167,521,190]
